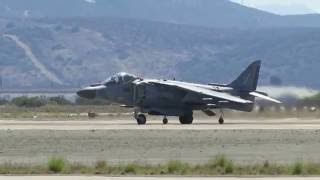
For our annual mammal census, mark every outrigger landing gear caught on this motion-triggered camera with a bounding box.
[219,109,224,125]
[219,116,224,124]
[163,116,168,125]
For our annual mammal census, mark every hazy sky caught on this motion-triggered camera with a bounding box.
[230,0,320,15]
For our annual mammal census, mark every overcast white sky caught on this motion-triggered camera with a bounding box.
[230,0,320,15]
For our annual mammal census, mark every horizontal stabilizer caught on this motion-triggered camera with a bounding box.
[208,83,228,87]
[249,91,282,104]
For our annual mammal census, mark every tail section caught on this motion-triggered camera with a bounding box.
[229,60,261,91]
[228,60,281,105]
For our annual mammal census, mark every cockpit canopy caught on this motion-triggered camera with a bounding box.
[103,72,138,85]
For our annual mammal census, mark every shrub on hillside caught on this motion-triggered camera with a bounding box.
[11,96,47,108]
[167,160,189,174]
[48,157,66,173]
[75,97,110,105]
[49,96,72,105]
[302,93,320,106]
[0,99,9,105]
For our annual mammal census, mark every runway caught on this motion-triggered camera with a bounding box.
[0,118,320,130]
[0,118,320,165]
[0,177,319,180]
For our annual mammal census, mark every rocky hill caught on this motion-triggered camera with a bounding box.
[0,17,320,89]
[0,0,320,28]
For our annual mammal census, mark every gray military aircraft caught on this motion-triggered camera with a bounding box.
[77,60,281,125]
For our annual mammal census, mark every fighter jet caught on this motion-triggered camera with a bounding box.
[77,60,281,125]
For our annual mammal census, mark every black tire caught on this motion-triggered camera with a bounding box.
[137,114,147,125]
[163,118,168,125]
[219,117,224,124]
[179,112,193,124]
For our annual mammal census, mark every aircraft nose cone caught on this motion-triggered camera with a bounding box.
[77,89,96,99]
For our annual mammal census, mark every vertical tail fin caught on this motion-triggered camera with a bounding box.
[229,60,261,91]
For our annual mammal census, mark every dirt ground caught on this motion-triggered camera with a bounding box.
[0,177,319,180]
[0,127,320,165]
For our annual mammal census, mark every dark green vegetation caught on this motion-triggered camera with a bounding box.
[0,97,127,119]
[75,97,110,106]
[0,96,109,108]
[48,157,66,173]
[1,155,320,175]
[302,93,320,106]
[11,96,47,108]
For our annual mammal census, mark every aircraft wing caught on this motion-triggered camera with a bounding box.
[147,80,252,104]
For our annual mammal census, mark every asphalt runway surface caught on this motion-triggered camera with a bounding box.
[1,118,320,130]
[0,177,319,180]
[0,118,320,165]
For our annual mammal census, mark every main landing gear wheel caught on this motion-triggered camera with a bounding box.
[179,112,193,124]
[136,114,147,125]
[163,117,168,125]
[219,116,224,124]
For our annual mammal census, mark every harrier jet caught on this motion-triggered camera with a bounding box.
[77,60,281,125]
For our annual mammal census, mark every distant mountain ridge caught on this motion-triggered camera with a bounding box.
[0,0,320,28]
[1,17,320,89]
[0,0,320,89]
[257,4,316,15]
